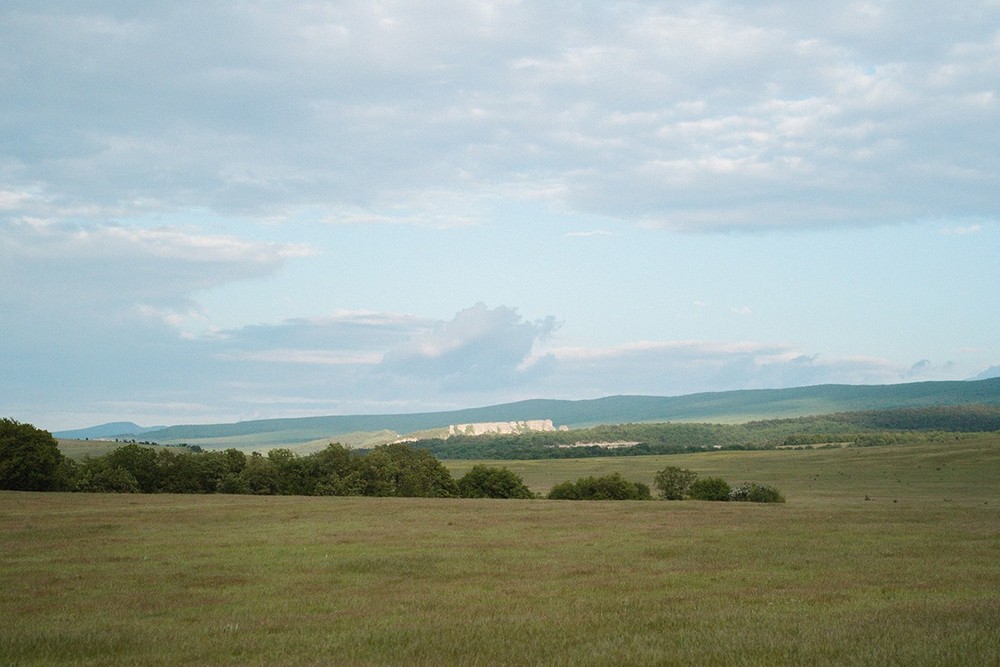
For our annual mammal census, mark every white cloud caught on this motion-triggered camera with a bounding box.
[942,223,984,235]
[379,303,559,391]
[530,340,915,398]
[564,230,615,238]
[1,1,997,232]
[0,220,311,330]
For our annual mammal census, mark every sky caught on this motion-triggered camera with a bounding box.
[2,1,999,431]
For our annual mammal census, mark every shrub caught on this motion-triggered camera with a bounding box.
[729,482,785,503]
[653,466,698,500]
[547,480,580,500]
[547,473,651,500]
[688,477,731,501]
[457,465,534,499]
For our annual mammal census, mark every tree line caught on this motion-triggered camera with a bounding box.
[2,419,785,502]
[0,419,532,498]
[405,404,1000,460]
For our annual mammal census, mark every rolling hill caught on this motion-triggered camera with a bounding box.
[57,377,1000,450]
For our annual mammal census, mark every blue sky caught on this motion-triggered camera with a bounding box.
[2,1,998,430]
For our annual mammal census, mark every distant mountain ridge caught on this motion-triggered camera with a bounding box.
[60,377,1000,449]
[53,422,165,440]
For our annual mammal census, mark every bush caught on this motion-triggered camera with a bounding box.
[729,482,785,503]
[688,477,732,501]
[653,466,698,500]
[547,480,580,500]
[547,473,651,500]
[457,465,534,499]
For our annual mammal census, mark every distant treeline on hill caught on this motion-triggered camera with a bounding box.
[60,377,1000,446]
[403,404,1000,459]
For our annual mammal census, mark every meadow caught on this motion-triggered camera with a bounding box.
[2,436,998,665]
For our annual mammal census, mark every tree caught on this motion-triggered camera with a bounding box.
[104,443,160,492]
[0,418,65,491]
[268,448,309,495]
[239,453,280,495]
[653,466,698,500]
[457,465,534,499]
[156,449,205,494]
[349,444,457,497]
[79,466,141,493]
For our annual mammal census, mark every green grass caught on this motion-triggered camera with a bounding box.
[445,432,1000,501]
[3,436,999,665]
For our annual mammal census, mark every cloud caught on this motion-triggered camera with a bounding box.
[379,303,559,391]
[0,220,310,332]
[564,230,615,238]
[1,282,971,429]
[2,1,997,231]
[942,224,983,235]
[530,340,912,398]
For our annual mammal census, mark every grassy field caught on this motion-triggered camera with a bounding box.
[3,437,998,665]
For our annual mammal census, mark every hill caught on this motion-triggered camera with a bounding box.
[118,377,1000,450]
[53,422,165,440]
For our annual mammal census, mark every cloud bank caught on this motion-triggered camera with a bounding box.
[2,1,997,231]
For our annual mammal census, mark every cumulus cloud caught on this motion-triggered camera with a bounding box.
[379,303,559,391]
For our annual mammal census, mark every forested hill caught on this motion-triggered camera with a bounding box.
[84,377,1000,447]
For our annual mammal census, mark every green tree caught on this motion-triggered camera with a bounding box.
[239,453,280,495]
[268,448,309,495]
[104,444,160,492]
[0,418,65,491]
[304,443,354,495]
[79,466,140,493]
[348,444,457,497]
[156,449,205,493]
[457,465,534,499]
[653,466,698,500]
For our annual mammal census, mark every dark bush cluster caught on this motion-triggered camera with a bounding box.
[687,477,732,501]
[456,464,534,498]
[547,473,651,500]
[653,465,784,503]
[728,482,785,503]
[653,466,698,500]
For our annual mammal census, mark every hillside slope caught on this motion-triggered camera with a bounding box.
[132,377,1000,448]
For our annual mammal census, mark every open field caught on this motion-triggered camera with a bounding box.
[2,438,999,665]
[444,433,1000,500]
